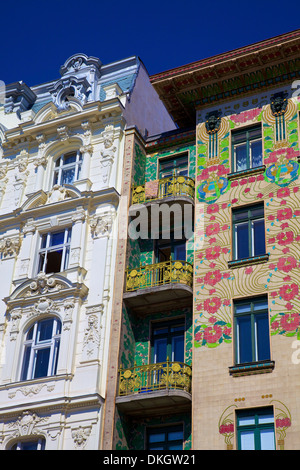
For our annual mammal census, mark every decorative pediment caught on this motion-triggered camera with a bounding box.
[21,185,82,211]
[7,273,73,302]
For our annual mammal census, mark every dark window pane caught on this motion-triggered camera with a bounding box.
[235,144,247,171]
[21,441,40,450]
[45,250,63,273]
[61,167,75,185]
[256,313,270,361]
[38,319,54,342]
[41,234,48,249]
[154,338,167,363]
[21,346,31,381]
[251,140,263,167]
[172,335,184,362]
[50,232,65,246]
[236,223,249,259]
[233,210,249,221]
[251,206,264,218]
[253,219,265,255]
[237,316,252,363]
[34,348,50,378]
[64,153,76,165]
[174,243,186,261]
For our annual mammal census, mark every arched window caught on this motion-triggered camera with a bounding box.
[10,437,46,450]
[53,150,82,186]
[20,317,61,381]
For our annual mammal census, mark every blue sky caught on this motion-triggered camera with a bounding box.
[1,0,299,87]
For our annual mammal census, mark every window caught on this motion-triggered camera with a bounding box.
[155,238,186,263]
[234,297,270,365]
[147,425,183,450]
[159,154,188,178]
[151,320,185,364]
[232,125,262,173]
[20,317,61,381]
[38,228,71,274]
[10,438,46,450]
[232,204,265,260]
[236,407,275,450]
[53,151,82,186]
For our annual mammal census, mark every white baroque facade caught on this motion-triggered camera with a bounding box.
[0,53,175,450]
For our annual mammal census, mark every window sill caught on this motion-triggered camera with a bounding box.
[228,254,269,269]
[229,360,275,377]
[227,165,266,180]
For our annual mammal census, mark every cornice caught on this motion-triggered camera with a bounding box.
[149,30,300,127]
[2,98,125,148]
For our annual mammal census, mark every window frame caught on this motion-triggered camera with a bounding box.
[231,124,263,173]
[232,203,266,261]
[236,407,276,450]
[37,227,71,275]
[151,319,185,364]
[20,317,61,381]
[158,153,189,179]
[53,150,82,186]
[233,296,270,365]
[146,424,184,450]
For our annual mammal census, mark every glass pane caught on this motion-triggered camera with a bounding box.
[255,313,270,361]
[153,327,169,336]
[61,167,75,185]
[26,325,34,340]
[149,445,164,450]
[258,414,274,425]
[237,316,252,363]
[253,299,268,311]
[174,243,186,261]
[172,335,184,362]
[34,348,50,378]
[50,231,65,246]
[235,143,247,171]
[240,431,255,450]
[250,206,264,218]
[154,338,167,363]
[236,222,249,259]
[21,346,31,381]
[251,140,263,168]
[38,319,54,342]
[168,429,184,441]
[260,429,275,450]
[64,153,76,165]
[41,234,48,249]
[21,441,40,450]
[233,209,249,221]
[249,127,262,140]
[232,131,246,144]
[148,432,165,443]
[169,444,183,450]
[235,303,251,314]
[253,219,265,256]
[238,416,255,426]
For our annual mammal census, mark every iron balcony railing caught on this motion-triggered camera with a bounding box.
[131,175,195,205]
[125,259,193,292]
[118,359,192,396]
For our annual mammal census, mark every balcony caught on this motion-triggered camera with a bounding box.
[116,360,192,416]
[131,175,195,206]
[123,259,193,313]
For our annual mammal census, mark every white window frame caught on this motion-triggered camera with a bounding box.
[53,150,82,186]
[37,228,71,274]
[20,317,61,381]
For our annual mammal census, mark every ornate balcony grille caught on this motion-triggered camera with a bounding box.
[118,360,192,396]
[131,176,195,205]
[125,259,193,292]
